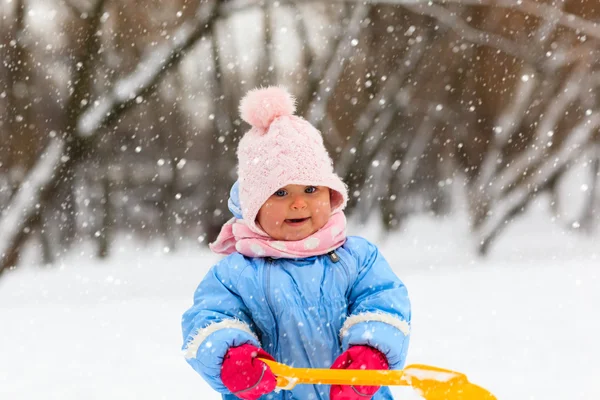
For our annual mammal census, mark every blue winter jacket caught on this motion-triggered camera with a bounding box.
[182,236,411,400]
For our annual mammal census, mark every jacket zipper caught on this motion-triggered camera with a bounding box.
[264,258,279,356]
[334,252,351,288]
[333,251,353,320]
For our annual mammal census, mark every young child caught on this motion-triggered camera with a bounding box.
[182,86,411,400]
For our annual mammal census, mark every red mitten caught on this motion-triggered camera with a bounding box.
[330,345,389,400]
[221,344,277,400]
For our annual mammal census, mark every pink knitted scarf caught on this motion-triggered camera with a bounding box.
[209,212,347,259]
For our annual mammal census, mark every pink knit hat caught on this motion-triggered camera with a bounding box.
[237,86,348,233]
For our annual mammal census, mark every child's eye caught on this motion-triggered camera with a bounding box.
[305,186,317,194]
[274,189,287,197]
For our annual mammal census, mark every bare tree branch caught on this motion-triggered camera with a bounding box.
[77,1,219,137]
[60,0,85,17]
[492,63,590,196]
[479,0,600,41]
[404,3,535,63]
[337,34,430,177]
[477,113,600,253]
[305,4,370,128]
[532,0,565,48]
[398,117,437,185]
[355,34,429,133]
[322,0,600,41]
[0,139,65,265]
[474,65,537,193]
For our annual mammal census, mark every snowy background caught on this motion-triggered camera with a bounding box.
[1,194,598,400]
[3,1,600,272]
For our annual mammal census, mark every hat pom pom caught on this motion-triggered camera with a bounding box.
[239,86,296,130]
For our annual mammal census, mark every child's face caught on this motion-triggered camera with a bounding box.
[257,185,332,241]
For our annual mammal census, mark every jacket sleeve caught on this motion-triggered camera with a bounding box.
[181,255,261,393]
[340,237,411,369]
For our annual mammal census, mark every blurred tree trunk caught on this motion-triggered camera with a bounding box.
[154,74,190,251]
[200,22,238,243]
[579,143,600,232]
[4,0,37,171]
[97,172,112,259]
[257,0,276,87]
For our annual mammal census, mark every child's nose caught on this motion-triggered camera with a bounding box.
[290,196,307,210]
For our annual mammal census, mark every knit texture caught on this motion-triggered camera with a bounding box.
[209,211,347,258]
[237,86,348,233]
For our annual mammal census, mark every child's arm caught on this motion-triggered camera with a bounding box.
[181,257,261,393]
[341,237,411,370]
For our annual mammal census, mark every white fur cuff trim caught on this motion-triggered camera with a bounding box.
[340,312,410,339]
[183,319,259,359]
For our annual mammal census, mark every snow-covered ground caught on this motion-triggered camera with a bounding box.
[1,202,598,399]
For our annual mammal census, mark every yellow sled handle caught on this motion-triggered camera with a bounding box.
[259,358,497,400]
[260,358,405,389]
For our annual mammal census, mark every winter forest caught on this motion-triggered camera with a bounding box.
[1,0,599,273]
[1,1,600,399]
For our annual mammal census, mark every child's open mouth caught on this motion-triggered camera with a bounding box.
[285,217,310,226]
